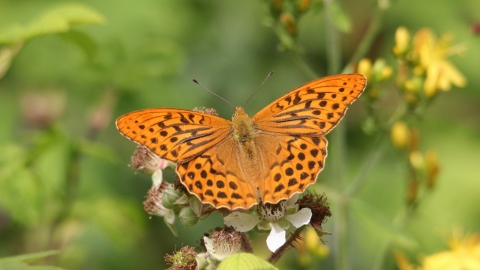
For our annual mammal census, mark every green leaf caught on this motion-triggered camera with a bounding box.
[0,3,105,44]
[1,250,59,263]
[327,2,352,33]
[0,43,22,80]
[217,253,278,270]
[58,30,98,59]
[0,251,65,270]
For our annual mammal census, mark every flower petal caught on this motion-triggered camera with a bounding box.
[203,236,214,254]
[285,208,312,228]
[224,212,261,232]
[286,194,299,206]
[266,223,286,252]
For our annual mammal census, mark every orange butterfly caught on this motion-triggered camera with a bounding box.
[116,74,366,210]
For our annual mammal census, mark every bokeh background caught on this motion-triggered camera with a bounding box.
[0,0,479,269]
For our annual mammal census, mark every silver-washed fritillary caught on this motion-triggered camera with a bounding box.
[116,74,366,210]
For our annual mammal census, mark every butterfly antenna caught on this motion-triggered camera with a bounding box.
[243,70,274,108]
[192,78,235,109]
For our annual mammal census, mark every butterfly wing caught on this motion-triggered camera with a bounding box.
[254,134,327,204]
[252,74,366,203]
[252,74,366,135]
[176,138,259,210]
[117,108,259,209]
[116,108,232,163]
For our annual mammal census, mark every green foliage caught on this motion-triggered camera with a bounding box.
[0,3,104,45]
[0,250,65,270]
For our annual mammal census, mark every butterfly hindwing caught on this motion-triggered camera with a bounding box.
[253,74,366,136]
[255,133,328,204]
[176,139,259,209]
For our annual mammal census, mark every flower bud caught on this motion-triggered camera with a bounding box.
[299,0,312,12]
[409,150,425,171]
[391,121,409,150]
[162,185,183,209]
[178,207,199,226]
[406,179,419,205]
[425,150,440,188]
[408,128,420,152]
[280,13,296,35]
[393,26,410,57]
[357,58,372,81]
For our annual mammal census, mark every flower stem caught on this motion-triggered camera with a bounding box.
[240,232,253,253]
[267,226,306,264]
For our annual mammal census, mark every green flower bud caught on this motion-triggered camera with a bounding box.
[179,207,199,226]
[162,185,183,209]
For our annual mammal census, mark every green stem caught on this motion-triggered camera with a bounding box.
[323,0,350,268]
[341,8,386,74]
[371,205,413,270]
[291,52,320,80]
[344,134,387,197]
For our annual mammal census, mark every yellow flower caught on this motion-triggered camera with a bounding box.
[421,232,480,270]
[410,28,467,97]
[395,231,480,270]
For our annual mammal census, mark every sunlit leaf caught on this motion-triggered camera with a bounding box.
[0,3,105,44]
[217,253,277,270]
[3,250,59,263]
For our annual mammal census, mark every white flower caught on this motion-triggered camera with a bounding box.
[224,195,312,252]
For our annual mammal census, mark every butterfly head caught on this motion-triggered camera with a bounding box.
[232,107,248,120]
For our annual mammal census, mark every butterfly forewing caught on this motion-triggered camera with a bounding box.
[252,74,366,136]
[116,108,232,163]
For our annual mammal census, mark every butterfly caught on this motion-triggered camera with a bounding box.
[116,74,366,210]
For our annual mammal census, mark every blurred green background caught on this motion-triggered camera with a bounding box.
[0,0,479,269]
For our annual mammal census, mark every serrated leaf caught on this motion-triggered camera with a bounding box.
[217,253,277,270]
[327,2,352,33]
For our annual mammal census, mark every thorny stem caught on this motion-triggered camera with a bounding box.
[240,232,253,253]
[267,226,306,264]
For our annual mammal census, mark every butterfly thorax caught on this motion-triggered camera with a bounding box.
[232,107,257,160]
